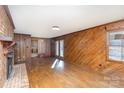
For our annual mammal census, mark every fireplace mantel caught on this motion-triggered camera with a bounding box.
[0,36,13,42]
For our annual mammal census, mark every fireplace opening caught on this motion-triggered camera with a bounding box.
[7,52,14,79]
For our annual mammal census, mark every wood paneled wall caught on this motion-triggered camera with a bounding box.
[64,26,106,70]
[52,19,124,76]
[14,33,31,64]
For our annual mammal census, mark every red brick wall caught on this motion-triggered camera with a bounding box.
[0,6,14,38]
[0,6,14,87]
[0,42,7,87]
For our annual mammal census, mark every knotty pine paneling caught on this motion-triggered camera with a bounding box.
[52,19,124,77]
[64,26,107,70]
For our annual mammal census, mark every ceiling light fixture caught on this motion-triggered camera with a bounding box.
[52,26,60,31]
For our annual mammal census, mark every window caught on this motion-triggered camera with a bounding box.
[60,40,64,57]
[55,40,64,58]
[55,41,59,56]
[108,31,124,61]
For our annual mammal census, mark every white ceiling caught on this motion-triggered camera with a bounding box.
[8,5,124,38]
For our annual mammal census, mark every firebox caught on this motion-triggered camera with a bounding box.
[7,52,14,79]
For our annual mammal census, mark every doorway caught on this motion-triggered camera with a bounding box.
[31,40,38,57]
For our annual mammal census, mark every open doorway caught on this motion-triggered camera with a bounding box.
[31,39,38,57]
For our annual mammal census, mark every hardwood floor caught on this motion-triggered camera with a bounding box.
[26,57,124,88]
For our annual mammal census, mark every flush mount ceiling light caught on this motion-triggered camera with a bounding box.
[52,26,60,31]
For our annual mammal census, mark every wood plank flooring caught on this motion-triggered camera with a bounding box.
[26,57,124,88]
